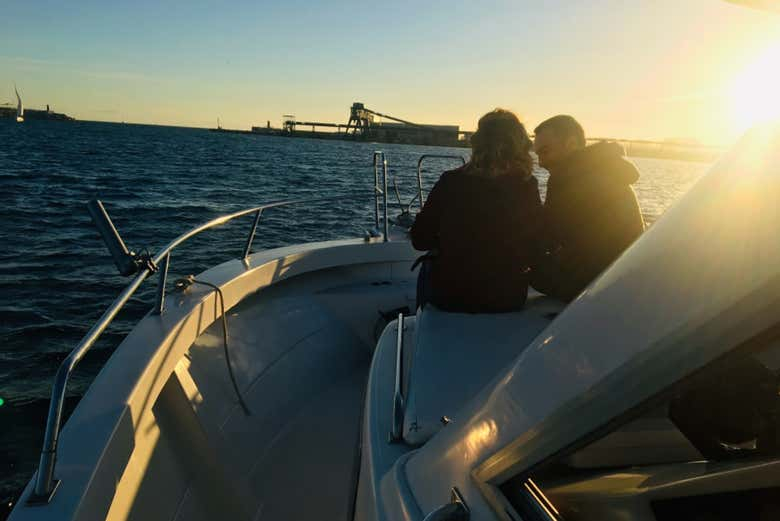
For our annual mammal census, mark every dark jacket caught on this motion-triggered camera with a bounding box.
[410,165,542,313]
[532,142,644,301]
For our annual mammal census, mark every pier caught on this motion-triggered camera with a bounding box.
[246,102,466,147]
[212,101,724,162]
[589,137,722,162]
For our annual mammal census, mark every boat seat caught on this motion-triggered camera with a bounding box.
[402,294,564,446]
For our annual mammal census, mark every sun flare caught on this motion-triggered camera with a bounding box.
[730,42,780,134]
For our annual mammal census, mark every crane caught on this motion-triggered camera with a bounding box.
[344,102,445,135]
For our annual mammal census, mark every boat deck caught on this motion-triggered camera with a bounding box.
[250,366,367,519]
[94,255,415,521]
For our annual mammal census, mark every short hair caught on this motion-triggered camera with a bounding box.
[534,115,586,148]
[470,108,533,174]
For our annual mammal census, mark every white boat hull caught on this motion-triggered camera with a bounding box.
[10,238,417,521]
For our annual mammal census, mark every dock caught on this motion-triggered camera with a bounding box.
[212,101,722,162]
[241,103,469,147]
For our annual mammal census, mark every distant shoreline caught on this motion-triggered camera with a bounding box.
[1,118,721,163]
[0,106,74,121]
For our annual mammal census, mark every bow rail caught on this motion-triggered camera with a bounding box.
[30,188,384,503]
[29,149,465,504]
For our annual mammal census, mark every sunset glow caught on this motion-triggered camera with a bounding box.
[730,41,780,134]
[1,1,779,144]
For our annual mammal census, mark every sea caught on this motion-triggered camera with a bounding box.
[0,119,713,516]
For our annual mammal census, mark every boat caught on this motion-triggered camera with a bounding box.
[7,119,780,521]
[15,84,24,123]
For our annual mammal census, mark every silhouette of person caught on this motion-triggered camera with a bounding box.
[532,115,644,301]
[411,109,542,312]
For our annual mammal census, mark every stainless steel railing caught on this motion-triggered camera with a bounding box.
[373,151,389,241]
[415,154,466,210]
[30,188,384,503]
[389,312,405,442]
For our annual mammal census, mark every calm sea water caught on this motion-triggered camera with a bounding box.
[0,119,712,513]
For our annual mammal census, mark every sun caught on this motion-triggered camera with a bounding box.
[730,42,780,134]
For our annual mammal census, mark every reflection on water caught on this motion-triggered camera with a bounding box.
[629,157,711,225]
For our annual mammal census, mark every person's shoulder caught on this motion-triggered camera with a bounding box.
[434,165,472,188]
[575,142,640,185]
[499,168,539,188]
[517,174,541,203]
[441,165,469,179]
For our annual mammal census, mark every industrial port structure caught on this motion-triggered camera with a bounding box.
[232,100,722,162]
[251,102,468,147]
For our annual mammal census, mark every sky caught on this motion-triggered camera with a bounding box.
[1,0,778,144]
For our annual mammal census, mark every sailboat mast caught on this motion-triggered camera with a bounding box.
[14,84,24,122]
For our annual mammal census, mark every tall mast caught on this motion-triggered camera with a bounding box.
[14,84,23,122]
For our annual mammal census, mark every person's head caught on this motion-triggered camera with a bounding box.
[469,109,533,176]
[533,115,586,171]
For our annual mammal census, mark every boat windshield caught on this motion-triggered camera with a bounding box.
[502,325,780,520]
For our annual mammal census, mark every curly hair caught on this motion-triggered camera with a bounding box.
[469,109,533,176]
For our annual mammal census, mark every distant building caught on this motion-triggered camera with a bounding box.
[0,106,74,121]
[371,122,460,146]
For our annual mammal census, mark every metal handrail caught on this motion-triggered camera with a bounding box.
[30,191,375,503]
[389,312,405,442]
[373,151,389,241]
[415,154,467,210]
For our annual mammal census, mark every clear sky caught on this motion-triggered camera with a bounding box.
[1,0,778,144]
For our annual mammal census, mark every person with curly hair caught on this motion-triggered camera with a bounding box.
[411,109,542,312]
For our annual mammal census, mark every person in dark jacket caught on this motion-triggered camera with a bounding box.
[410,109,542,313]
[531,115,645,301]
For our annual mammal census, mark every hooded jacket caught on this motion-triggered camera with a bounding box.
[532,142,645,301]
[410,165,542,313]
